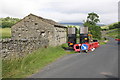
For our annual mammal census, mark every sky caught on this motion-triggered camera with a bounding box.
[0,0,119,25]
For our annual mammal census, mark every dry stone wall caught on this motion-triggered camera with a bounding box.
[1,38,49,59]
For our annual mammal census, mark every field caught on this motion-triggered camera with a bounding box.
[101,26,109,30]
[0,28,11,39]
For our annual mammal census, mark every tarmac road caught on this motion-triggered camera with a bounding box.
[30,38,118,78]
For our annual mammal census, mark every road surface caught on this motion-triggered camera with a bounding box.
[30,38,118,78]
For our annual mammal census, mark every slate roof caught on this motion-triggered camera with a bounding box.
[28,14,66,28]
[12,13,67,28]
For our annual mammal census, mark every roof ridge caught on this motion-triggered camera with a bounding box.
[11,13,66,28]
[28,13,66,28]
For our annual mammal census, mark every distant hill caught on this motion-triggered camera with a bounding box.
[102,22,118,27]
[60,22,105,26]
[60,22,83,26]
[101,22,119,30]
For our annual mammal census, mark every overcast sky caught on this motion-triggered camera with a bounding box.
[0,0,119,24]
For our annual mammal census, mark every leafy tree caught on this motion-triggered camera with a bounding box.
[113,22,120,28]
[0,17,20,28]
[109,25,115,29]
[84,12,100,26]
[91,25,102,39]
[83,12,101,39]
[87,13,100,25]
[108,22,120,30]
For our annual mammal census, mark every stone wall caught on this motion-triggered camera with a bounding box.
[0,38,49,59]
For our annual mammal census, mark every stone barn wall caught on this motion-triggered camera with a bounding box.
[11,14,67,46]
[11,14,55,43]
[53,27,67,46]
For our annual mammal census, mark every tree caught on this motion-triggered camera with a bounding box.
[83,12,101,39]
[87,13,100,25]
[109,22,120,30]
[0,17,20,28]
[84,12,100,26]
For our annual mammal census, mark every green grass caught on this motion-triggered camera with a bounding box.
[2,44,76,78]
[0,28,11,38]
[0,58,2,79]
[99,41,107,45]
[98,37,109,45]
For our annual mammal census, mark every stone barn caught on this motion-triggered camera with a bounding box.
[11,14,67,46]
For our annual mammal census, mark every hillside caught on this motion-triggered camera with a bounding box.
[101,22,120,39]
[106,28,120,38]
[61,22,105,27]
[101,22,119,30]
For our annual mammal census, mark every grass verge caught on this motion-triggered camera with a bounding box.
[99,41,107,45]
[2,44,75,78]
[99,37,109,45]
[0,58,2,79]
